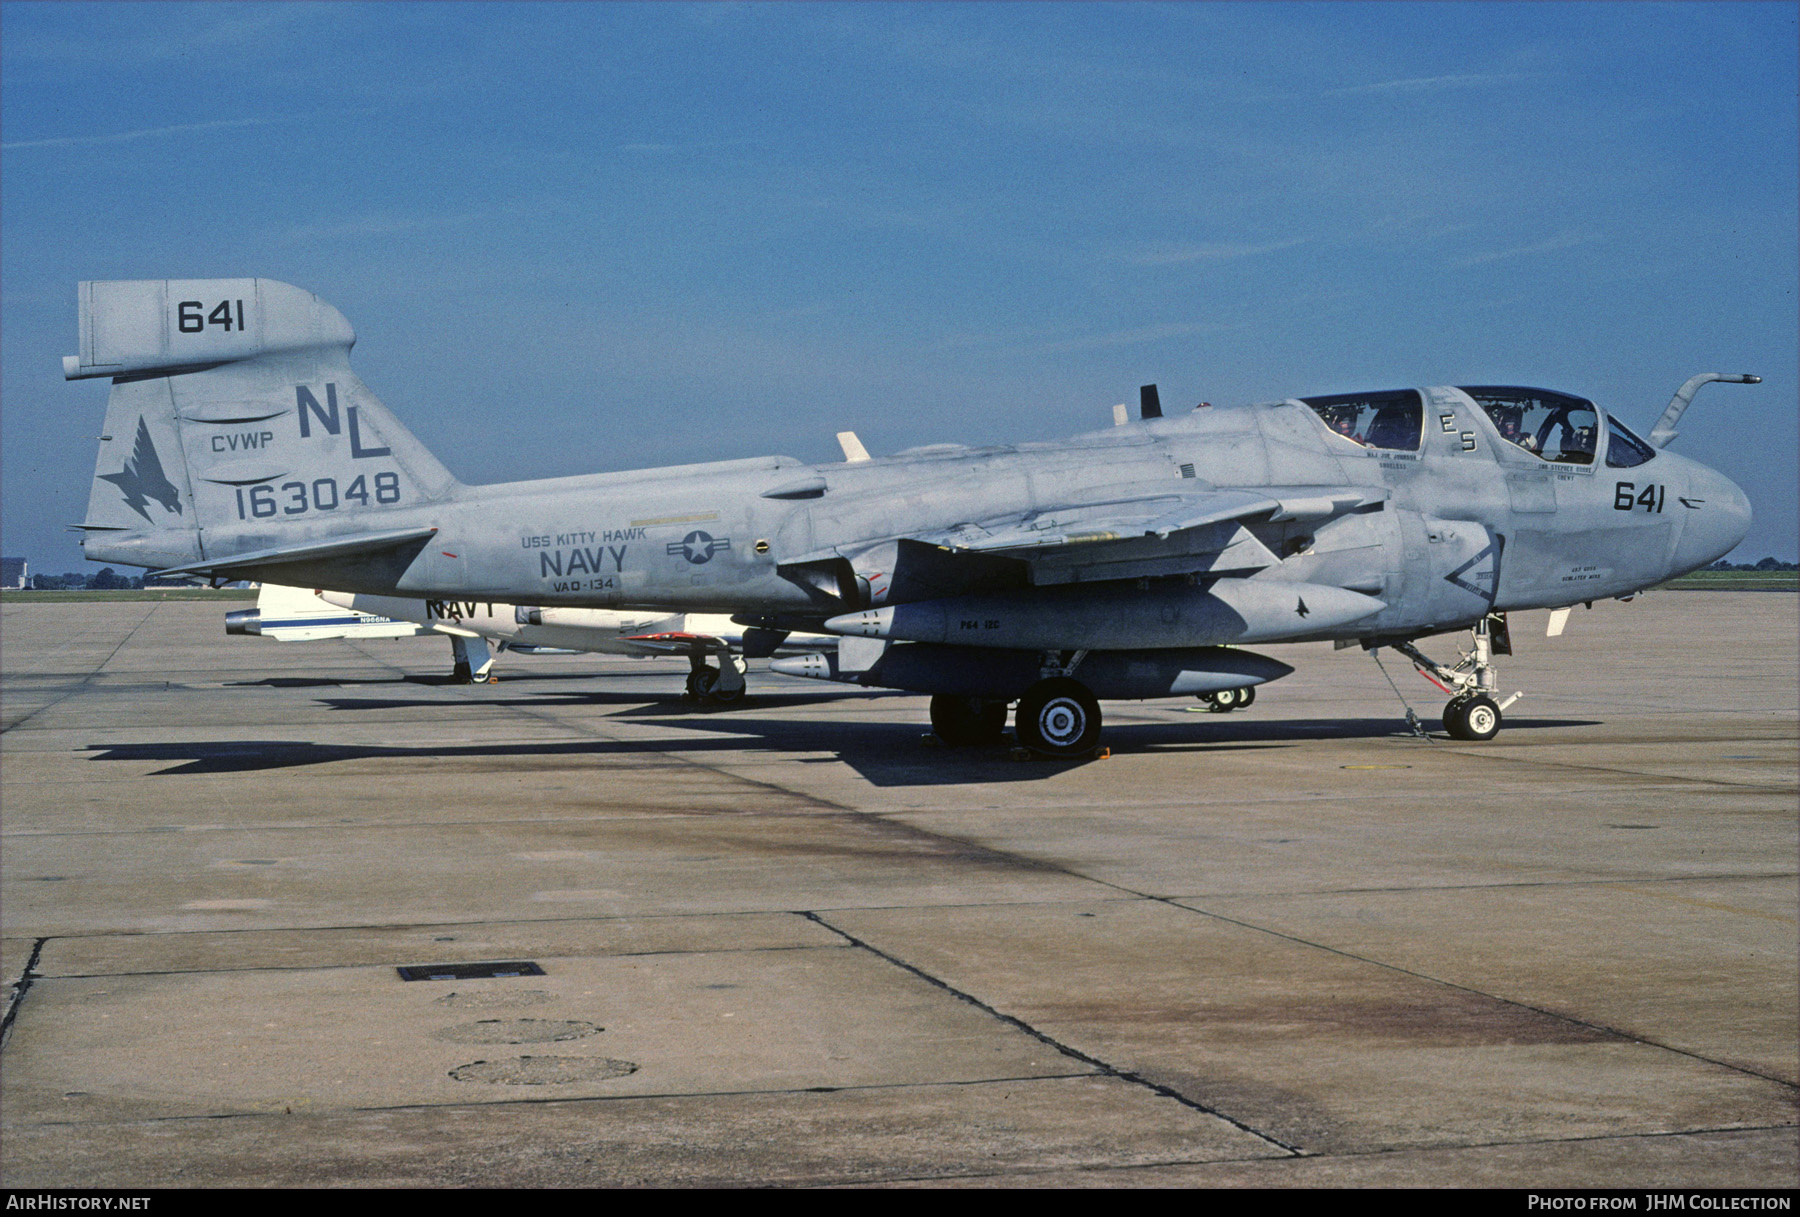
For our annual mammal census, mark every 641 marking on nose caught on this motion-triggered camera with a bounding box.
[1614,482,1664,513]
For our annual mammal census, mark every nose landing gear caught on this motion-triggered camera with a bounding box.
[1391,614,1521,741]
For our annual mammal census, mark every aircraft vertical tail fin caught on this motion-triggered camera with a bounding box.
[71,280,460,572]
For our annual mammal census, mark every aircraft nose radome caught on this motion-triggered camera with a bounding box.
[1672,467,1753,574]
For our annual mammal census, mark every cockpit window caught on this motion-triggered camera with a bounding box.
[1301,389,1422,452]
[1605,415,1657,469]
[1460,386,1597,465]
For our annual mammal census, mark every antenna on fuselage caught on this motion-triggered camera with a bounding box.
[1139,384,1162,420]
[837,431,872,463]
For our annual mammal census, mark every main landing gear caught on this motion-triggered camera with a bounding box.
[1391,614,1521,742]
[684,653,747,705]
[928,695,1009,747]
[929,650,1108,759]
[1014,678,1102,757]
[1197,685,1256,713]
[929,680,1102,758]
[449,634,499,684]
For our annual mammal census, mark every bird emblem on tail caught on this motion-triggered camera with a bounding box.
[100,417,183,521]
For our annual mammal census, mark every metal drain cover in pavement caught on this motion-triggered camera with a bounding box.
[433,1019,600,1044]
[450,1056,639,1085]
[396,960,545,981]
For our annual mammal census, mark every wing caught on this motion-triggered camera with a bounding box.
[875,486,1387,596]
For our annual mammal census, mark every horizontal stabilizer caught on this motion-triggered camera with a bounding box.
[65,279,355,381]
[152,526,438,580]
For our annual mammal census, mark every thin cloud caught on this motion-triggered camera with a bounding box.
[1127,238,1311,267]
[279,213,488,245]
[4,5,311,65]
[1027,322,1233,356]
[1452,232,1601,268]
[1324,74,1525,98]
[2,116,276,151]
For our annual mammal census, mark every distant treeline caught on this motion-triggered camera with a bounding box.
[1708,558,1799,571]
[29,568,188,590]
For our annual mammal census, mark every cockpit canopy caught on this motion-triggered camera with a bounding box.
[1301,384,1659,468]
[1459,386,1597,465]
[1300,389,1423,452]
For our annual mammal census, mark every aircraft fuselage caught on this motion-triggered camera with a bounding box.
[230,389,1744,649]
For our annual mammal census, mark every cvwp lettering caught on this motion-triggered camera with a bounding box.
[211,431,275,452]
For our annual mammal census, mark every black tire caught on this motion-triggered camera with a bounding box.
[686,665,719,700]
[708,681,746,705]
[1237,684,1256,708]
[1014,678,1102,757]
[1444,694,1501,741]
[1441,697,1467,737]
[929,695,1008,746]
[1210,687,1242,713]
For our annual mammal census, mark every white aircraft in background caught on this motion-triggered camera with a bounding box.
[226,583,434,642]
[229,584,831,699]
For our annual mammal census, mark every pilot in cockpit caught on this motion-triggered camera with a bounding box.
[1492,407,1531,450]
[1322,407,1361,442]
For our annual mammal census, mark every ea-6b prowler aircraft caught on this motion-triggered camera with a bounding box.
[68,278,1755,756]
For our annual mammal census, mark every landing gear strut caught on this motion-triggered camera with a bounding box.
[684,653,747,704]
[1391,614,1520,742]
[449,634,498,684]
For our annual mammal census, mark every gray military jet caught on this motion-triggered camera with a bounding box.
[67,279,1755,755]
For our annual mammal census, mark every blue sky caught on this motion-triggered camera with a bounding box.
[5,1,1796,571]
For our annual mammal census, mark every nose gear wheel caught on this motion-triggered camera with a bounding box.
[1444,694,1502,741]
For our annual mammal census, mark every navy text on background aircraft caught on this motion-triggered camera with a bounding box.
[229,583,831,694]
[68,279,1755,755]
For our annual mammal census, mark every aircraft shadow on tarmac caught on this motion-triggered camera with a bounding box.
[224,671,652,689]
[84,703,1599,788]
[306,689,896,713]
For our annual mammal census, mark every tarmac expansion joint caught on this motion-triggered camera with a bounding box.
[797,910,1306,1157]
[1,936,49,1051]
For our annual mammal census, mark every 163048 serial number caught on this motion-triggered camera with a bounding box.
[233,473,400,519]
